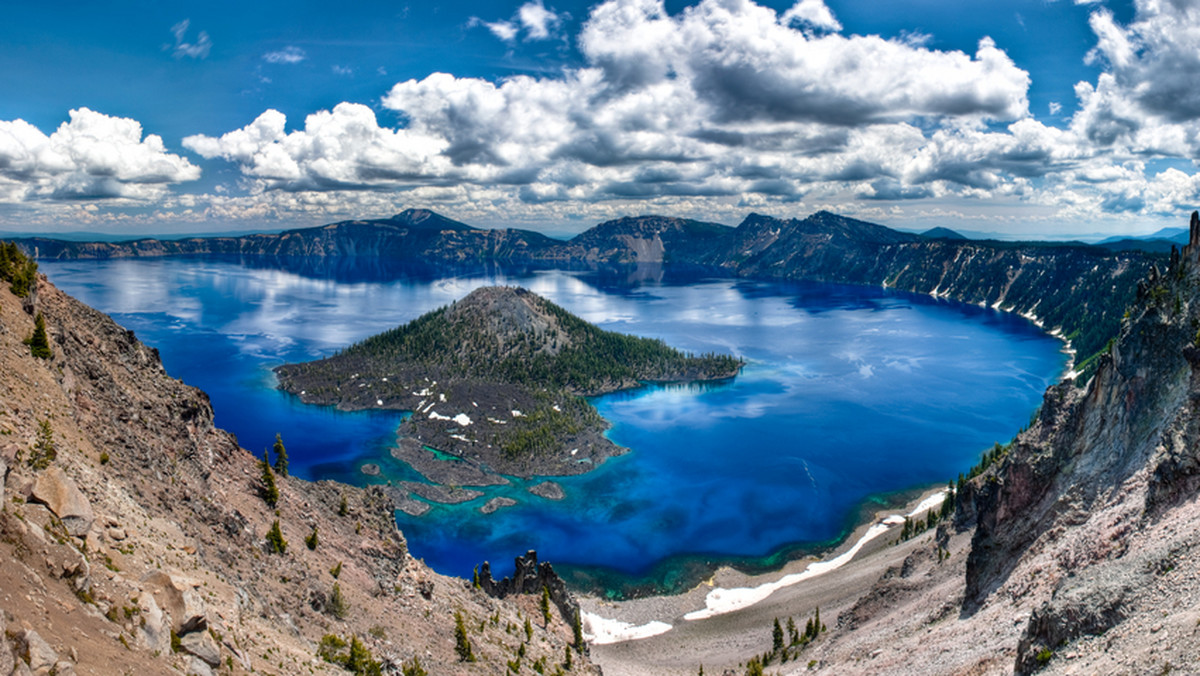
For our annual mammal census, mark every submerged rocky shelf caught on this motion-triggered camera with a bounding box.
[275,285,743,486]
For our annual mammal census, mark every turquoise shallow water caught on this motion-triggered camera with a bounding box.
[40,257,1066,594]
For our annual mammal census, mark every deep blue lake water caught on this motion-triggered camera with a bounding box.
[40,257,1067,594]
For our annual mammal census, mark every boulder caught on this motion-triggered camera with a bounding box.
[186,656,215,676]
[30,467,94,537]
[135,591,171,655]
[180,631,221,667]
[18,629,58,674]
[142,570,207,634]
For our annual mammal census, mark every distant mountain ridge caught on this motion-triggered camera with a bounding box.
[17,207,1164,371]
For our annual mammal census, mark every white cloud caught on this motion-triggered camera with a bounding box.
[0,108,200,204]
[485,20,519,41]
[781,0,842,33]
[175,0,1200,231]
[477,1,565,42]
[518,1,563,40]
[332,65,354,76]
[263,46,306,64]
[169,20,212,60]
[182,103,451,191]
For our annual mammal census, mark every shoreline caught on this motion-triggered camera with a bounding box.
[580,485,949,646]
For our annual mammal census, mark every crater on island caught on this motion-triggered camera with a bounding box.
[275,285,743,508]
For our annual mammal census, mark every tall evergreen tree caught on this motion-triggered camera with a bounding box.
[29,419,56,470]
[454,611,476,662]
[772,617,784,654]
[272,433,289,477]
[28,313,52,359]
[260,449,279,507]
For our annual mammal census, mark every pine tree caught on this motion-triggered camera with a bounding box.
[28,419,56,470]
[28,313,52,359]
[328,582,347,619]
[272,433,289,477]
[338,493,349,516]
[573,609,584,652]
[541,585,553,626]
[454,611,476,662]
[306,525,319,550]
[260,450,279,507]
[266,519,287,554]
[787,616,798,645]
[524,616,533,641]
[772,617,784,654]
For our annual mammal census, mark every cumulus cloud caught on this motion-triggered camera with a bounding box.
[0,108,200,204]
[182,103,452,191]
[169,20,212,60]
[179,0,1200,230]
[781,0,842,32]
[518,1,564,39]
[1073,0,1200,153]
[263,46,306,64]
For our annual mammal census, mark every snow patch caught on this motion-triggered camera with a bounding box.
[582,612,672,645]
[684,491,949,621]
[453,413,472,426]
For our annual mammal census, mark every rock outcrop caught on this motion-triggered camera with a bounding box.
[478,550,581,631]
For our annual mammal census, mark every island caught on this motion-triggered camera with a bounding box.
[274,285,743,487]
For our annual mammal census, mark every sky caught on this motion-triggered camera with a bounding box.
[0,0,1197,239]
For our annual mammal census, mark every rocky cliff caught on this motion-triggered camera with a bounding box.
[19,209,560,263]
[0,266,597,673]
[754,213,1200,675]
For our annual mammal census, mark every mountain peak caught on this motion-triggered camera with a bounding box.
[388,208,472,231]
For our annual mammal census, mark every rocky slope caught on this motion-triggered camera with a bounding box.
[756,212,1200,675]
[0,267,598,673]
[275,286,741,482]
[18,209,1160,369]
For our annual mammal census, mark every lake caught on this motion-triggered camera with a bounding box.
[40,256,1067,595]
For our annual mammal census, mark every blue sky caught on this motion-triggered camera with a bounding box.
[1,0,1196,238]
